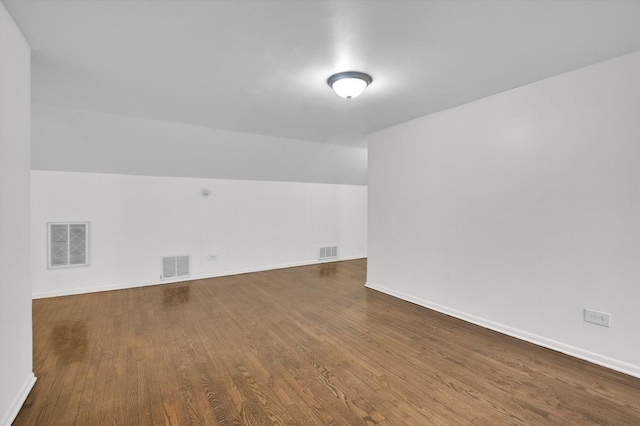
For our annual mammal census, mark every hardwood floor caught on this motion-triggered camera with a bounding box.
[15,259,640,425]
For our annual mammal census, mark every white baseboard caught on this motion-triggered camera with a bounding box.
[365,281,640,379]
[32,255,367,299]
[0,372,36,426]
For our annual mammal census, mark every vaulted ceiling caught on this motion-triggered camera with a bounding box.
[5,0,640,147]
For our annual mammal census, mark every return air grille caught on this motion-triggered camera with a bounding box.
[48,222,90,269]
[162,255,190,280]
[318,246,338,261]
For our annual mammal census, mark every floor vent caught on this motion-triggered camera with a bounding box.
[318,246,338,261]
[162,255,190,280]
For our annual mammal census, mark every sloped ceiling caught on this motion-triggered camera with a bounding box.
[5,0,640,147]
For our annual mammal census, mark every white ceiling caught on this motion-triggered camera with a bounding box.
[5,0,640,148]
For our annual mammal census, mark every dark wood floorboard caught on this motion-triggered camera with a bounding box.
[15,259,640,425]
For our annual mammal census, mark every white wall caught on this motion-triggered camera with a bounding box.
[32,171,367,297]
[32,104,367,186]
[367,50,640,377]
[0,3,35,425]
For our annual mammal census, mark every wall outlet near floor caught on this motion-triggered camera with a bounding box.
[584,309,610,327]
[207,254,217,261]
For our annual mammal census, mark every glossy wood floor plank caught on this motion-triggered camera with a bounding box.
[15,259,640,425]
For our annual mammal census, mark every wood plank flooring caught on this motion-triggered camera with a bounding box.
[15,259,640,425]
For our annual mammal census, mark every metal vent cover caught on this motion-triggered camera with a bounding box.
[162,255,190,280]
[318,246,338,261]
[48,222,90,269]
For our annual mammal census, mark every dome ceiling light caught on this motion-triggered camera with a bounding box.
[327,71,372,99]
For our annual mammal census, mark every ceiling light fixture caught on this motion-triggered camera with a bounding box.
[327,71,372,99]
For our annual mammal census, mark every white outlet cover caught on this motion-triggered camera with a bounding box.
[584,309,610,327]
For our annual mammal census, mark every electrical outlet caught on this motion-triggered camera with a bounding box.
[584,309,610,327]
[207,254,217,261]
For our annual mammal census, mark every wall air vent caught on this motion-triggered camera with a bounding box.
[162,255,190,280]
[318,246,338,261]
[48,222,91,269]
